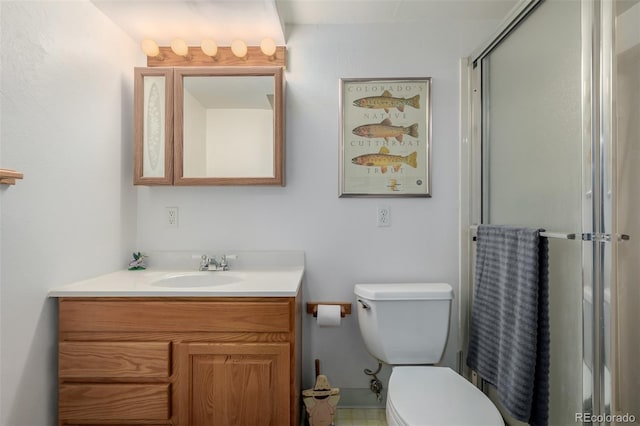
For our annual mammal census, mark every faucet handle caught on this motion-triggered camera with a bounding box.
[199,255,209,271]
[219,254,237,271]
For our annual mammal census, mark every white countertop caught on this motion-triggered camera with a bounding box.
[48,267,304,297]
[48,251,305,298]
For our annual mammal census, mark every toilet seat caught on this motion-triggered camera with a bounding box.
[387,366,503,426]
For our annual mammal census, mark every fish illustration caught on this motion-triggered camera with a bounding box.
[352,90,420,112]
[352,118,418,142]
[387,179,401,191]
[351,147,418,174]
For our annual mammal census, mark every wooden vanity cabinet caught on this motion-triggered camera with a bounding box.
[57,296,301,426]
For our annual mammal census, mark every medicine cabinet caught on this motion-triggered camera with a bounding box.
[134,67,285,186]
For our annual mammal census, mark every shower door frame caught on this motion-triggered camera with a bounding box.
[459,0,615,423]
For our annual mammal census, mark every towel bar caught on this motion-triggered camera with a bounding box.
[470,226,576,240]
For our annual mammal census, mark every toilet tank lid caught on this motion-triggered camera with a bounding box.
[354,283,453,300]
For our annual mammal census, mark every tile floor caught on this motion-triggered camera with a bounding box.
[333,408,387,426]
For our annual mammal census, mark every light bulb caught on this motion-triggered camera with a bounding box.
[141,39,160,57]
[231,39,248,59]
[260,38,277,57]
[170,38,189,57]
[201,39,218,58]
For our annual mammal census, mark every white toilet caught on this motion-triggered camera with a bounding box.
[354,283,503,426]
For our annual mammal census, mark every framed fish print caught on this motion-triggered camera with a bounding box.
[339,77,432,197]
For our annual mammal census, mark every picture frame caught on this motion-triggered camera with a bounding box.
[339,77,432,197]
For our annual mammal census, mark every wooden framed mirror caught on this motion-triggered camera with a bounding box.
[134,66,284,186]
[173,67,284,186]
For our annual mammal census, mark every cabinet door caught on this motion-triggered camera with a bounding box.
[178,342,289,426]
[134,67,173,185]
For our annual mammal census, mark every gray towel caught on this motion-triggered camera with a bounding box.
[466,225,550,426]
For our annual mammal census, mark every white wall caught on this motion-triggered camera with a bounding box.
[0,2,138,424]
[136,19,500,401]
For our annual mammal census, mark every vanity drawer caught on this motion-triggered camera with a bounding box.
[59,383,170,420]
[59,342,170,378]
[59,299,292,333]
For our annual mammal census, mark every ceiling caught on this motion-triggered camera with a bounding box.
[277,0,518,24]
[91,1,286,46]
[91,0,518,47]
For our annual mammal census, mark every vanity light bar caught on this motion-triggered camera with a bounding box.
[143,39,286,68]
[146,46,286,67]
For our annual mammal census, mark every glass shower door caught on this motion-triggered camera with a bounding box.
[611,0,640,422]
[466,0,638,423]
[478,0,586,424]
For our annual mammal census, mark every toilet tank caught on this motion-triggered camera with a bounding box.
[354,283,453,365]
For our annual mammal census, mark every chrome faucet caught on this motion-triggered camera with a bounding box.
[199,254,237,271]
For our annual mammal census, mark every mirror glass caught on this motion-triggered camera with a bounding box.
[177,71,281,183]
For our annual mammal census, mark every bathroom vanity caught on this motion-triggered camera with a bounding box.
[49,252,303,426]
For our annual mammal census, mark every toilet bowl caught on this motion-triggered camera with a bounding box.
[354,283,503,426]
[386,367,502,425]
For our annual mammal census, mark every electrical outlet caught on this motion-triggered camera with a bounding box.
[166,207,178,228]
[377,206,390,227]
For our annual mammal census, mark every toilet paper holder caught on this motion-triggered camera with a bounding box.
[306,302,352,318]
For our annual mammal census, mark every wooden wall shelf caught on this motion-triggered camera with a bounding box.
[0,169,23,185]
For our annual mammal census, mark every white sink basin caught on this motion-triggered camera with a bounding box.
[151,272,243,288]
